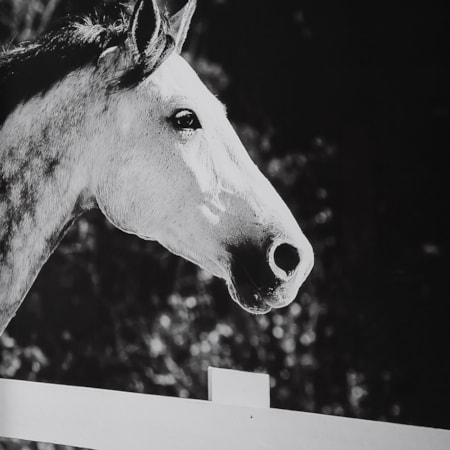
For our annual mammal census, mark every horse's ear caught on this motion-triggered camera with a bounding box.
[169,0,197,53]
[129,0,162,58]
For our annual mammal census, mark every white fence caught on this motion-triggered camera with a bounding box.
[1,367,449,449]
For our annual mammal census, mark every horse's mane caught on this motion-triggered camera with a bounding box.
[0,11,174,126]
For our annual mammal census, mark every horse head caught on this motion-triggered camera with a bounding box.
[89,0,314,314]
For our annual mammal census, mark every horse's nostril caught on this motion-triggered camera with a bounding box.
[273,243,300,276]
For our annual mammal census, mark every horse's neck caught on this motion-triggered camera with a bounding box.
[0,82,93,334]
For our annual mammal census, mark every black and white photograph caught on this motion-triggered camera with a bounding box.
[0,0,449,448]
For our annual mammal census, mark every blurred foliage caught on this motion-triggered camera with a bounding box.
[1,0,449,448]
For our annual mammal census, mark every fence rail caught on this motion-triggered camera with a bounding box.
[1,368,449,450]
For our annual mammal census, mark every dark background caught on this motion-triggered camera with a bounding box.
[1,0,449,445]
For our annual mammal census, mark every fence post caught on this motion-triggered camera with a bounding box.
[208,367,270,408]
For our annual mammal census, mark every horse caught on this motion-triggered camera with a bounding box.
[0,0,314,336]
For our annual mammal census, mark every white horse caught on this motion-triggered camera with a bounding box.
[0,0,313,335]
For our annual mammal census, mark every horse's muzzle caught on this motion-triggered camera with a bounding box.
[226,237,313,314]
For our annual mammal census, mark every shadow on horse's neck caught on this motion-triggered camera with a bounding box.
[0,70,95,334]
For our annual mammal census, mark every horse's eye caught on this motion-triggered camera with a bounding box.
[170,109,201,130]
